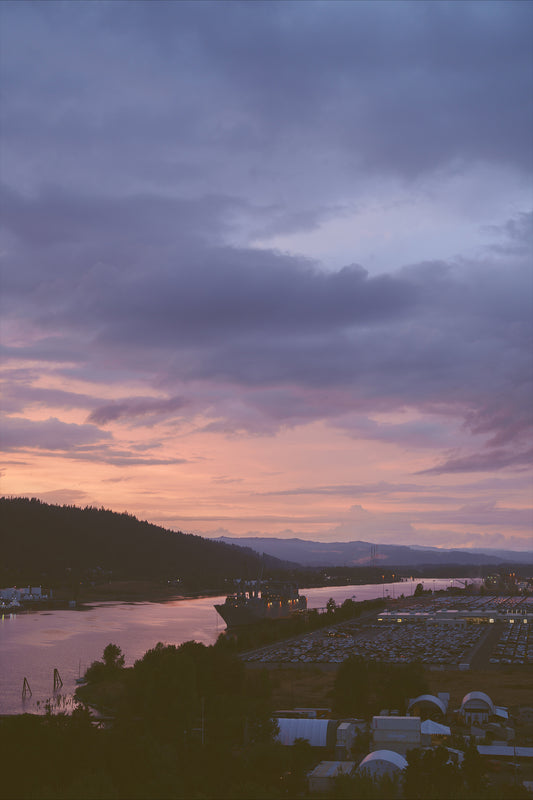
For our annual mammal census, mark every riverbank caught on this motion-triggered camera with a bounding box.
[7,579,453,620]
[77,580,222,603]
[5,581,224,612]
[6,575,464,609]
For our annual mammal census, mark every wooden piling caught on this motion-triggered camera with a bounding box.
[53,668,63,692]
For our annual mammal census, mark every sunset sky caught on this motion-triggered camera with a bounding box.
[1,1,532,552]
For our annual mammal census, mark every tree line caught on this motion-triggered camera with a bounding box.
[1,639,527,799]
[0,497,288,591]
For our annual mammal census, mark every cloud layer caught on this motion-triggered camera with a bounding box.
[1,1,531,548]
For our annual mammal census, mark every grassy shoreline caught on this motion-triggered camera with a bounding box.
[265,662,533,714]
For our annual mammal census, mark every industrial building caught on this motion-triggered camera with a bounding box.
[371,716,422,756]
[275,717,338,748]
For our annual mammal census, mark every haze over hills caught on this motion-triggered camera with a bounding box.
[217,536,533,568]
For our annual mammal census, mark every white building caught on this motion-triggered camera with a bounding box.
[372,716,421,756]
[358,750,408,779]
[275,717,337,748]
[0,586,44,601]
[336,722,356,749]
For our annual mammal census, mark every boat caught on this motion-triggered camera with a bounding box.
[215,580,307,628]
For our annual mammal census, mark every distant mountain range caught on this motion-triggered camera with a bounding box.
[217,536,533,567]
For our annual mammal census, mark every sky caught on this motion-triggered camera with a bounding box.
[1,0,532,553]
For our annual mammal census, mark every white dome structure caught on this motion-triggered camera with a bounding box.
[407,694,447,718]
[460,692,494,724]
[358,750,408,779]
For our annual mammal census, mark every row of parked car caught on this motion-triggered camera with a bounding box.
[490,620,532,665]
[243,617,487,666]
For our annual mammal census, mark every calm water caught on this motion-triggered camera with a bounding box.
[0,578,457,715]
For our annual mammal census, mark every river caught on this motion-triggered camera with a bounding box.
[0,578,460,715]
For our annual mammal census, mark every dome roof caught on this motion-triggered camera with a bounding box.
[358,750,408,773]
[461,692,494,713]
[407,694,447,715]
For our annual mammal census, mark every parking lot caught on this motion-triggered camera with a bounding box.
[242,595,532,667]
[243,618,488,666]
[490,619,533,665]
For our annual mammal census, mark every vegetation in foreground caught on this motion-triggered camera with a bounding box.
[1,642,530,799]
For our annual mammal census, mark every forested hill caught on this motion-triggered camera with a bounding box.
[0,497,290,590]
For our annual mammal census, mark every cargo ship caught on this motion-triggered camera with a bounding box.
[215,580,307,628]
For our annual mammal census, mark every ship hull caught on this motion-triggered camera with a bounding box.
[215,591,307,628]
[214,603,268,627]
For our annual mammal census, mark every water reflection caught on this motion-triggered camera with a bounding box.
[0,578,459,715]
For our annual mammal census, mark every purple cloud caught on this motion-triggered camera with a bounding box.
[2,1,531,199]
[0,415,110,452]
[2,204,531,458]
[418,446,533,475]
[87,396,189,425]
[0,0,531,542]
[0,415,189,467]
